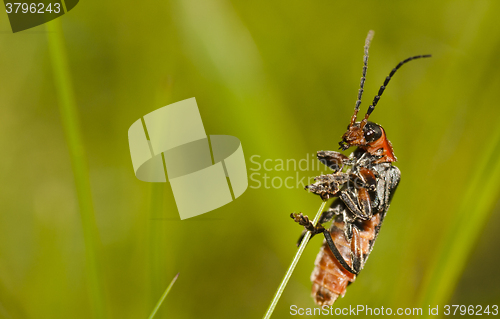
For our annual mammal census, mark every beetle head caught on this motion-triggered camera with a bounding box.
[339,120,396,162]
[339,120,382,149]
[337,31,430,162]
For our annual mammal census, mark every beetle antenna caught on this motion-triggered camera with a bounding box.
[350,30,374,127]
[361,54,431,127]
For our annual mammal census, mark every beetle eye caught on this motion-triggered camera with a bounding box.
[363,121,382,143]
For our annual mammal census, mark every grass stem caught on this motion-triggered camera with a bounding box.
[263,201,327,319]
[148,273,180,319]
[46,19,105,319]
[418,121,500,309]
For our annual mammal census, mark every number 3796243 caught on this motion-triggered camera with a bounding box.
[5,3,61,14]
[444,305,498,316]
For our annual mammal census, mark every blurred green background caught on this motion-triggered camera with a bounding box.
[1,0,500,318]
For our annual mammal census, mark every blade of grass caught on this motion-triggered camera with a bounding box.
[148,273,180,319]
[147,183,168,311]
[263,201,327,319]
[418,121,500,310]
[46,19,105,319]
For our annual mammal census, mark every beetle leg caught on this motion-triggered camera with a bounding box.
[322,229,359,275]
[291,213,358,275]
[320,204,342,224]
[291,212,326,246]
[340,187,373,219]
[354,151,382,169]
[295,201,343,246]
[296,230,308,247]
[291,212,321,233]
[317,151,350,171]
[340,166,378,219]
[349,167,377,191]
[305,172,350,200]
[291,212,327,242]
[358,167,378,190]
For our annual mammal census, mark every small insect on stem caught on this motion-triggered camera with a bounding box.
[292,30,430,306]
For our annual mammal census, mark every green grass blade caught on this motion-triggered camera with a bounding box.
[148,273,180,319]
[418,122,500,310]
[263,201,327,319]
[46,19,105,319]
[147,183,168,311]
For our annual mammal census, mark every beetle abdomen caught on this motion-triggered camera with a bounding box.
[310,213,382,305]
[311,218,355,305]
